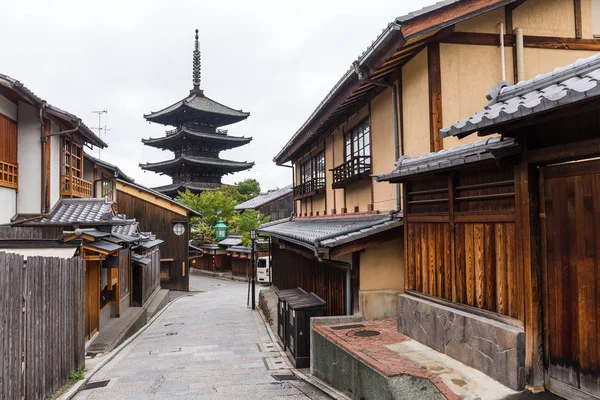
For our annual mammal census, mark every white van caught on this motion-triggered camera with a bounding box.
[257,256,271,283]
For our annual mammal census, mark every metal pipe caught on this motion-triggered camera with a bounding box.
[515,28,525,82]
[46,121,81,137]
[39,101,47,214]
[499,22,506,81]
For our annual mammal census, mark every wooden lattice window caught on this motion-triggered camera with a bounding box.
[344,119,370,167]
[62,138,83,178]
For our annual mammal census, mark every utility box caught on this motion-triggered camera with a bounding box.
[286,292,326,368]
[275,287,307,348]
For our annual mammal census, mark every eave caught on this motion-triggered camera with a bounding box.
[139,156,254,173]
[142,127,252,151]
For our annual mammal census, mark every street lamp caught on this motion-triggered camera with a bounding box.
[250,229,257,310]
[214,219,228,241]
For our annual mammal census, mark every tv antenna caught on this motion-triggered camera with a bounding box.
[92,110,108,159]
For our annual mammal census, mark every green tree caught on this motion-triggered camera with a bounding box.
[236,178,261,197]
[229,209,270,245]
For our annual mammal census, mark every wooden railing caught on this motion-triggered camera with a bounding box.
[0,161,18,189]
[61,174,92,198]
[293,178,326,200]
[331,156,371,188]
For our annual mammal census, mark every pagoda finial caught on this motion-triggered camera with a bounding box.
[192,29,203,95]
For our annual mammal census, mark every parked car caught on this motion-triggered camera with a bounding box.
[257,256,271,283]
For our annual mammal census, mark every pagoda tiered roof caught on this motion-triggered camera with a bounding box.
[152,182,223,197]
[142,126,252,151]
[139,156,254,174]
[144,90,249,128]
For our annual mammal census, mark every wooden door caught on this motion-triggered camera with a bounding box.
[541,160,600,399]
[84,261,100,340]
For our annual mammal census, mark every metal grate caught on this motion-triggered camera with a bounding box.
[83,380,110,390]
[330,324,365,330]
[354,330,381,337]
[272,374,300,381]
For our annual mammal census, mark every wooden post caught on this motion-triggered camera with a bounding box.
[574,0,582,39]
[516,139,544,389]
[428,43,443,152]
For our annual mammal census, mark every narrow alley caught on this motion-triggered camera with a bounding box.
[73,276,330,399]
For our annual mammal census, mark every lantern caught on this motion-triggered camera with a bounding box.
[213,218,228,241]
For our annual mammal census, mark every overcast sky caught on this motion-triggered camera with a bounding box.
[4,0,438,192]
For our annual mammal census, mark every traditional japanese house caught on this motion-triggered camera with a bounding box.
[115,179,200,291]
[0,73,106,224]
[376,52,600,398]
[234,185,294,221]
[140,30,253,198]
[83,152,135,203]
[262,0,600,321]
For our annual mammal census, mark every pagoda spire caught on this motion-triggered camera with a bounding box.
[191,29,203,95]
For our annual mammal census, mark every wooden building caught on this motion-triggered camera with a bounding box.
[234,185,293,221]
[116,179,200,291]
[377,53,600,397]
[264,0,600,321]
[140,30,253,197]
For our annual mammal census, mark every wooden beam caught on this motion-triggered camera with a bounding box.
[441,32,600,50]
[527,138,600,165]
[574,0,582,39]
[428,43,443,152]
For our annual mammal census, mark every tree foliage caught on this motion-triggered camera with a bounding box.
[229,209,270,245]
[236,178,260,197]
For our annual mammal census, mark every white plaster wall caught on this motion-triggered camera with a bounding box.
[49,123,61,208]
[0,187,17,224]
[0,95,17,120]
[17,101,41,214]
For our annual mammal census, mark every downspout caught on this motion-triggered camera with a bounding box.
[352,61,401,210]
[514,28,525,82]
[39,101,48,214]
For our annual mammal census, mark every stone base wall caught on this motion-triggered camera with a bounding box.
[359,289,403,320]
[397,294,525,390]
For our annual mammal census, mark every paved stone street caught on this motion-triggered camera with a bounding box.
[74,276,330,400]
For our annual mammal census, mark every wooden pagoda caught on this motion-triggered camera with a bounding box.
[141,29,253,198]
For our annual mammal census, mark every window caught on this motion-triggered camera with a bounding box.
[62,138,83,178]
[344,119,370,173]
[301,158,312,184]
[300,151,324,184]
[102,174,114,198]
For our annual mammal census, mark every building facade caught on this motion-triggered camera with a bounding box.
[234,185,294,221]
[263,0,600,322]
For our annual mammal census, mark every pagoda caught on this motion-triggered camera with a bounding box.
[140,29,253,198]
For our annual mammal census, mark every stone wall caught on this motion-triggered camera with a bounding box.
[397,294,525,390]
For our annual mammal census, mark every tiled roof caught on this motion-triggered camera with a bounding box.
[140,156,254,172]
[375,137,519,182]
[234,185,293,210]
[218,235,243,247]
[441,52,600,138]
[144,92,249,126]
[46,199,113,224]
[136,239,164,250]
[258,213,402,250]
[227,245,251,254]
[152,182,222,195]
[142,127,251,149]
[83,240,122,253]
[112,221,139,236]
[131,253,152,265]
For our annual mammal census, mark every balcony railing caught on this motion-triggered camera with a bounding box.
[0,161,18,190]
[293,178,325,200]
[61,174,93,198]
[331,156,372,189]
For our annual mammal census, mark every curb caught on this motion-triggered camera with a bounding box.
[58,294,195,400]
[256,292,349,400]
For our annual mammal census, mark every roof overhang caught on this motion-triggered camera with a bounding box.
[116,180,201,217]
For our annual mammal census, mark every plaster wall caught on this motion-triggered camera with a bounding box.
[359,238,403,291]
[312,193,325,216]
[370,88,397,212]
[523,48,599,81]
[49,122,60,208]
[0,187,17,223]
[0,95,17,120]
[402,49,430,157]
[440,43,513,149]
[454,7,506,34]
[17,101,41,214]
[512,0,576,38]
[344,181,371,213]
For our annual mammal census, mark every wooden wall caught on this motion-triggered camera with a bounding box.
[0,226,63,240]
[0,113,17,165]
[0,252,85,400]
[117,190,190,291]
[272,240,346,316]
[132,247,160,307]
[259,193,293,221]
[119,248,130,299]
[404,164,524,320]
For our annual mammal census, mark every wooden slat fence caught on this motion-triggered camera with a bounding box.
[0,252,85,400]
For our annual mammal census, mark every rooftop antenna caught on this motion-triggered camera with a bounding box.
[92,110,108,159]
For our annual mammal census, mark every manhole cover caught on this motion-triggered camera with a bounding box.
[353,330,381,337]
[83,380,110,390]
[331,324,365,330]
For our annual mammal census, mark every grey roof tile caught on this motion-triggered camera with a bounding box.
[112,221,139,236]
[258,213,402,250]
[234,185,293,210]
[152,182,222,195]
[47,199,113,224]
[218,235,243,247]
[441,52,600,138]
[140,156,254,171]
[143,126,252,149]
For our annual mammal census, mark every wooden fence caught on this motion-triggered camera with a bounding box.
[0,252,85,400]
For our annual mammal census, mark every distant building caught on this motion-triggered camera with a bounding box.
[140,30,253,198]
[234,185,293,221]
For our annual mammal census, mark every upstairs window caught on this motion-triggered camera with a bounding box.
[301,158,312,184]
[63,138,82,178]
[300,151,324,184]
[344,119,370,173]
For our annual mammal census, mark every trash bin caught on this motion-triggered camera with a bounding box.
[286,292,326,368]
[275,287,307,348]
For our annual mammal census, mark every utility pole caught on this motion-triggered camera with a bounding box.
[92,110,107,158]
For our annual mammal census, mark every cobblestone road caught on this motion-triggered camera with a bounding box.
[74,276,330,400]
